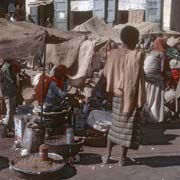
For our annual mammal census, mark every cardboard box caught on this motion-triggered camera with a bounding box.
[14,115,28,143]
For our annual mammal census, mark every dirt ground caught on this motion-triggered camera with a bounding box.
[1,124,180,180]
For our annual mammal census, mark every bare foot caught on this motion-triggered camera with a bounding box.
[118,157,126,167]
[102,155,110,164]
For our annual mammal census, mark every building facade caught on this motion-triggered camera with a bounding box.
[163,0,180,32]
[163,0,171,30]
[0,0,25,20]
[27,0,162,30]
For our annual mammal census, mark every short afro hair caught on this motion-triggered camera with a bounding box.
[3,58,13,63]
[120,26,139,44]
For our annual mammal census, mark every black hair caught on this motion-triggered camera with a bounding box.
[3,58,13,63]
[120,26,139,47]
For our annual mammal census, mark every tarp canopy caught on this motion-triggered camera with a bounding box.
[46,39,97,87]
[73,16,121,44]
[28,0,53,7]
[46,37,85,68]
[0,19,111,83]
[15,21,84,43]
[142,30,180,37]
[114,22,180,37]
[113,22,161,36]
[0,19,45,60]
[0,19,93,81]
[0,19,84,61]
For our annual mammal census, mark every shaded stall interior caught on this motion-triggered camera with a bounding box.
[69,10,93,29]
[170,0,180,32]
[0,0,25,19]
[116,10,129,24]
[116,9,145,25]
[30,2,54,27]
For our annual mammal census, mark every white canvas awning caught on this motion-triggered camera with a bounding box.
[28,0,53,7]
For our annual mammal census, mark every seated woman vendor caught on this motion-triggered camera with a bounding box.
[35,65,68,112]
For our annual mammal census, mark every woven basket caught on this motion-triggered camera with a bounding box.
[84,133,107,147]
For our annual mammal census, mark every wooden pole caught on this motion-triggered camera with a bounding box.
[67,0,70,30]
[160,0,164,30]
[40,32,47,126]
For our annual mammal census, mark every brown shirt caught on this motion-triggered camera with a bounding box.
[104,48,146,113]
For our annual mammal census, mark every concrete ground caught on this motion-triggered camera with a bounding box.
[1,123,180,180]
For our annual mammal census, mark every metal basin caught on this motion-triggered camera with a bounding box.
[10,153,64,180]
[45,135,84,158]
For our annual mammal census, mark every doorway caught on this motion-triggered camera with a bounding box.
[70,10,93,29]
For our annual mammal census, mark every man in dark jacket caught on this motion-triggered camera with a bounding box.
[1,58,17,133]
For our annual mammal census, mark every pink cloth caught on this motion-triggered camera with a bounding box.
[153,37,167,52]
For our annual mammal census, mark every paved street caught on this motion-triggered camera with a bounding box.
[1,124,180,180]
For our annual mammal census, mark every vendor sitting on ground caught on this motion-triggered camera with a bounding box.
[35,65,68,112]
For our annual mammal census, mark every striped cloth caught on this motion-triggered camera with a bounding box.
[108,96,142,150]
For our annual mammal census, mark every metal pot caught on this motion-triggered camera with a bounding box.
[22,122,45,153]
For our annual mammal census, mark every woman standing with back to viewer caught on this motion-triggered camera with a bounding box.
[103,26,146,166]
[144,37,168,123]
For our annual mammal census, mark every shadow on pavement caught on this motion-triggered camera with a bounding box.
[134,156,180,167]
[78,153,103,165]
[141,128,179,145]
[103,158,118,164]
[10,165,77,180]
[0,156,9,170]
[60,165,77,179]
[145,123,180,130]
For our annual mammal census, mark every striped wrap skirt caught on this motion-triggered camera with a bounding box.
[108,96,142,150]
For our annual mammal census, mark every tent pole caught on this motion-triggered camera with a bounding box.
[40,37,47,127]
